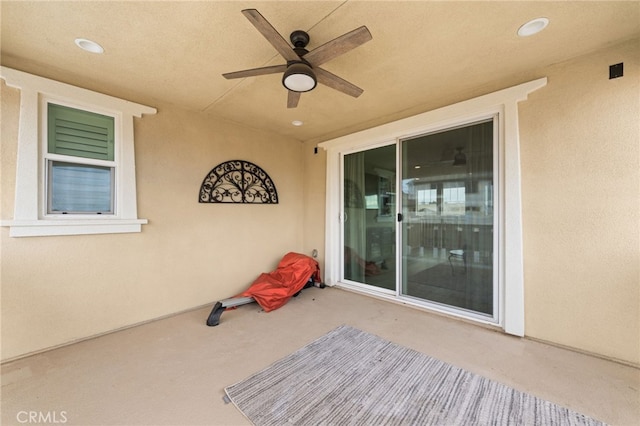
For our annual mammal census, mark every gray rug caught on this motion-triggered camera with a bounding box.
[225,325,605,426]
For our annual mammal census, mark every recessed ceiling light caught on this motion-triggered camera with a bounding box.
[74,38,104,54]
[517,17,549,37]
[292,120,303,126]
[414,165,421,169]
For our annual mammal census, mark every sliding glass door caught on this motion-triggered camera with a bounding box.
[343,144,396,291]
[400,119,495,315]
[341,118,497,318]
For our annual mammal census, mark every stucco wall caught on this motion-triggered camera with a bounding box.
[519,38,639,365]
[1,84,305,361]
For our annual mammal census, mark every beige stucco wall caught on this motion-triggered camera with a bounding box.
[519,38,639,365]
[301,38,639,366]
[1,84,305,361]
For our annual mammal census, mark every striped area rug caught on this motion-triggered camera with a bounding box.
[225,325,605,425]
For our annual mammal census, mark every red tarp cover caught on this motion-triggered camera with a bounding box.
[238,252,321,312]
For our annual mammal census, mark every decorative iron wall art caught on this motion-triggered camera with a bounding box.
[199,160,279,204]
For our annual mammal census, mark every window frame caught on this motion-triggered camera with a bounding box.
[1,66,156,237]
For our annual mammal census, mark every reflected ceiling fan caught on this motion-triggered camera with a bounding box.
[222,9,372,108]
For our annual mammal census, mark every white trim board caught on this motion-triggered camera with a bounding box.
[1,67,156,237]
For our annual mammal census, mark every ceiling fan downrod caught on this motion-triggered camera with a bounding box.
[290,30,310,58]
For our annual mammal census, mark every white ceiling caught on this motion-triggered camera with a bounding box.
[2,1,638,144]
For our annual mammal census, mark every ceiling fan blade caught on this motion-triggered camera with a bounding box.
[304,26,372,66]
[222,64,287,79]
[315,67,364,98]
[287,91,301,108]
[241,9,299,62]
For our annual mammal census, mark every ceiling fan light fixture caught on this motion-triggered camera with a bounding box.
[282,62,317,92]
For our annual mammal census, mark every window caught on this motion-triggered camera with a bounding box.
[416,186,437,215]
[0,67,156,237]
[365,195,379,209]
[48,162,114,214]
[442,183,465,216]
[46,103,115,215]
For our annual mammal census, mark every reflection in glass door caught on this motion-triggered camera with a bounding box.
[343,145,396,291]
[400,119,495,315]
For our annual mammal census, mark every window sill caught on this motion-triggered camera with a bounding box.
[1,219,148,237]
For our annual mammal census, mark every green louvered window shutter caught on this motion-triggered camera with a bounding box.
[48,103,114,160]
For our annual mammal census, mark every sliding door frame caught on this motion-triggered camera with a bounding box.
[320,78,547,336]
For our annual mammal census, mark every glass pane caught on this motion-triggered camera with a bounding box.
[49,161,113,214]
[401,120,494,315]
[343,145,396,290]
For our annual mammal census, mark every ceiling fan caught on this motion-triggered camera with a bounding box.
[222,9,372,108]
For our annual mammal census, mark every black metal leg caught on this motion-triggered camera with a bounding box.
[206,302,225,327]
